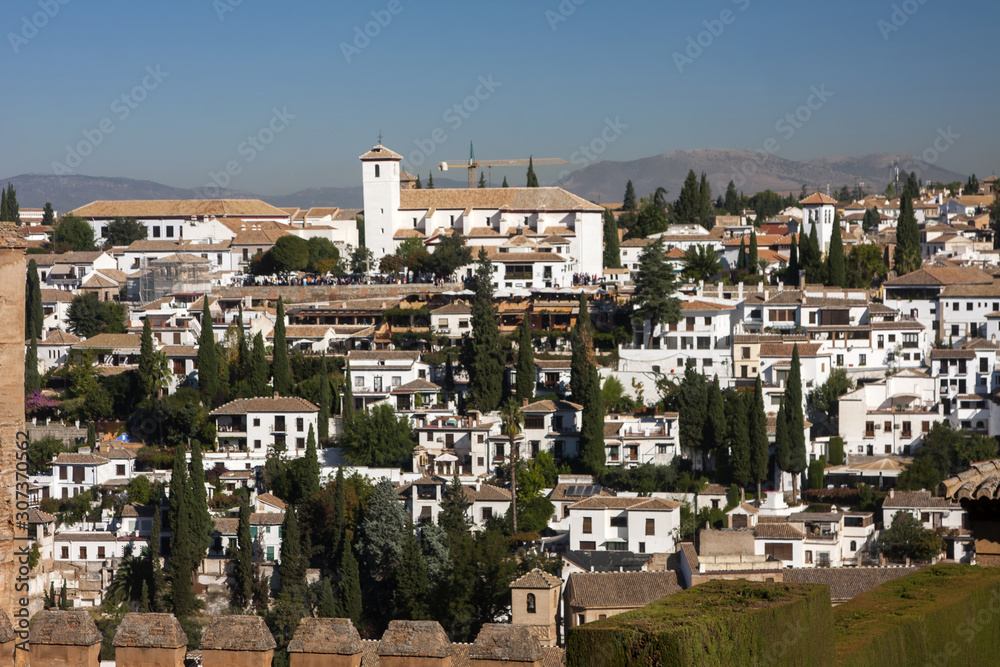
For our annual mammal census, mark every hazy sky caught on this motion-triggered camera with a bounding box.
[2,0,995,195]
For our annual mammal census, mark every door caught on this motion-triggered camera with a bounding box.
[374,376,383,392]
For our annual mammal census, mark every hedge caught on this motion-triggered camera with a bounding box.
[565,580,834,667]
[834,564,1000,667]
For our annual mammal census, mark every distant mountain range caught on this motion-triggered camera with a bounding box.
[2,150,968,214]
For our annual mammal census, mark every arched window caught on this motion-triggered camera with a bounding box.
[526,593,536,614]
[375,164,381,178]
[850,541,857,551]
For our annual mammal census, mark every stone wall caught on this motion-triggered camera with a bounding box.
[217,283,463,303]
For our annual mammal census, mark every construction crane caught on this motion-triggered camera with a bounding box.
[439,143,569,188]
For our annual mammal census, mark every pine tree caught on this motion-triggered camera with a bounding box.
[526,157,539,188]
[6,184,19,223]
[302,425,320,498]
[25,259,43,339]
[318,355,331,440]
[785,344,808,500]
[748,375,769,502]
[427,172,435,189]
[197,299,218,406]
[570,293,596,401]
[893,195,921,274]
[827,212,846,287]
[188,443,211,564]
[272,297,291,395]
[466,249,503,412]
[748,231,759,275]
[674,170,701,225]
[249,332,269,397]
[138,318,157,400]
[703,377,726,471]
[602,208,621,269]
[393,527,430,620]
[25,337,40,394]
[623,181,637,212]
[632,238,681,335]
[316,576,336,617]
[501,176,509,188]
[579,366,605,475]
[478,172,487,188]
[168,444,195,617]
[724,180,740,214]
[515,316,534,404]
[334,544,362,627]
[42,203,55,225]
[278,507,305,598]
[233,493,253,609]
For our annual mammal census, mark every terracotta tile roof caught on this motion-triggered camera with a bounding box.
[232,228,291,245]
[287,618,362,655]
[33,251,107,266]
[466,226,501,236]
[113,613,187,649]
[550,483,608,502]
[81,273,118,289]
[210,396,318,415]
[393,229,426,239]
[40,288,75,303]
[347,350,420,361]
[71,199,290,218]
[800,193,837,205]
[534,360,571,370]
[884,266,993,287]
[121,503,156,518]
[783,567,924,603]
[38,330,80,345]
[256,492,287,510]
[54,452,108,465]
[27,507,57,524]
[73,333,142,349]
[522,399,582,413]
[759,343,824,358]
[511,568,562,590]
[568,496,681,511]
[939,282,1000,297]
[490,251,567,263]
[620,238,655,247]
[929,349,975,360]
[753,521,805,539]
[394,379,441,392]
[465,484,512,502]
[124,240,184,252]
[470,624,544,662]
[884,489,959,509]
[566,571,682,608]
[681,300,735,311]
[399,187,602,212]
[431,302,472,315]
[29,611,103,646]
[377,620,452,658]
[200,615,276,652]
[359,144,403,161]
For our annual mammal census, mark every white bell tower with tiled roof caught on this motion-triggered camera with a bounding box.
[360,142,403,261]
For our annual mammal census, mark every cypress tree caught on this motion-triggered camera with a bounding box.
[679,360,707,462]
[785,234,800,286]
[148,505,164,612]
[515,316,534,404]
[774,401,791,485]
[785,344,808,500]
[807,221,824,283]
[570,293,596,401]
[478,172,487,188]
[168,444,194,617]
[699,172,712,226]
[729,392,752,499]
[249,332,269,397]
[42,203,55,225]
[316,577,336,617]
[427,172,434,189]
[414,174,423,189]
[47,582,55,609]
[342,365,355,419]
[393,526,430,620]
[444,355,455,392]
[827,212,846,287]
[674,170,701,225]
[623,181,637,212]
[893,195,921,274]
[236,304,250,384]
[188,443,211,564]
[233,493,253,609]
[278,507,305,598]
[703,376,726,471]
[579,366,605,475]
[139,581,150,613]
[6,184,18,223]
[602,208,621,269]
[797,226,811,278]
[748,231,759,275]
[466,249,503,412]
[737,238,746,272]
[331,467,347,563]
[197,299,218,407]
[318,355,331,441]
[59,581,68,609]
[748,375,769,502]
[501,176,508,188]
[0,190,6,222]
[334,543,362,627]
[302,425,320,499]
[25,259,43,339]
[25,337,40,394]
[272,297,291,395]
[526,157,539,187]
[138,318,156,400]
[86,422,96,449]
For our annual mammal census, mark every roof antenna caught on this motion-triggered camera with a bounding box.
[378,130,383,146]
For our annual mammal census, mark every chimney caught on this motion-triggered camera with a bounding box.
[738,282,744,300]
[377,620,453,667]
[522,398,529,407]
[288,618,362,667]
[29,610,103,667]
[113,613,187,667]
[888,488,895,500]
[0,610,14,667]
[469,624,544,667]
[274,391,280,399]
[200,615,276,667]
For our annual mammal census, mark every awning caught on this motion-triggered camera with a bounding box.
[435,453,458,462]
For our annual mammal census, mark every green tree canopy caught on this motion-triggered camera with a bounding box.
[340,404,415,467]
[423,233,472,280]
[632,237,681,336]
[53,215,95,251]
[104,217,147,247]
[270,236,311,272]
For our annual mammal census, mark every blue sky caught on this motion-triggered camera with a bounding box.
[1,0,996,195]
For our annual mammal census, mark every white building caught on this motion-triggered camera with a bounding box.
[799,193,838,253]
[603,414,680,468]
[566,496,681,554]
[839,369,943,456]
[521,399,582,461]
[346,350,431,410]
[210,395,320,455]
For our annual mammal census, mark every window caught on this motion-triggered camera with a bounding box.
[296,438,305,449]
[60,466,67,480]
[865,422,875,438]
[859,354,867,367]
[296,417,304,432]
[526,593,536,613]
[922,421,930,433]
[253,418,261,427]
[850,540,857,551]
[166,225,174,237]
[579,541,596,551]
[967,302,974,311]
[79,546,87,559]
[267,546,275,561]
[582,517,592,534]
[97,546,105,559]
[742,346,750,359]
[645,518,655,536]
[981,358,989,373]
[836,354,844,367]
[610,516,627,528]
[805,550,813,564]
[374,164,380,178]
[525,415,544,430]
[152,226,161,238]
[577,614,585,626]
[73,466,84,483]
[116,465,125,476]
[254,440,262,449]
[657,444,667,454]
[697,337,711,350]
[275,416,285,431]
[482,507,493,521]
[764,543,793,560]
[391,376,401,387]
[250,527,258,539]
[686,317,695,330]
[61,546,69,559]
[902,421,912,437]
